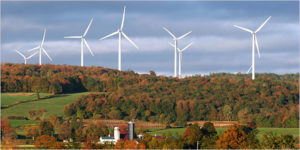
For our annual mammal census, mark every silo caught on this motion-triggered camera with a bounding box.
[114,127,120,141]
[128,121,135,140]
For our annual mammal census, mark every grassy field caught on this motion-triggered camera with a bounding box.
[1,93,51,105]
[8,120,39,128]
[147,127,299,140]
[1,92,91,119]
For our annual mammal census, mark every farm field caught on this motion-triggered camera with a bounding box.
[1,93,51,105]
[8,120,39,128]
[1,92,92,119]
[147,127,299,140]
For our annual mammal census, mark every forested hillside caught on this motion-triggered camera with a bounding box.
[1,63,299,127]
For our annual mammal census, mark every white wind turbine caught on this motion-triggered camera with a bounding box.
[64,18,94,67]
[163,27,192,77]
[169,42,193,78]
[28,28,53,65]
[16,50,38,64]
[100,6,139,71]
[234,16,271,80]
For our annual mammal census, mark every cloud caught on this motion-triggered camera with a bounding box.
[1,1,298,75]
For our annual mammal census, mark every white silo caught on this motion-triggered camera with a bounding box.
[114,127,120,141]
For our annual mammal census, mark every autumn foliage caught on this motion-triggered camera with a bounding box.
[1,63,299,128]
[34,135,64,149]
[216,124,259,149]
[114,139,146,149]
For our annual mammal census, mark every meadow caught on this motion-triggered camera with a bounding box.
[1,93,51,105]
[1,92,91,118]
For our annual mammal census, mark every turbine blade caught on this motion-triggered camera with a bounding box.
[42,47,53,61]
[247,65,252,74]
[120,6,126,30]
[64,36,82,38]
[41,28,46,46]
[122,32,139,49]
[233,25,253,33]
[27,51,39,59]
[83,18,93,37]
[163,27,176,39]
[181,42,193,51]
[255,35,261,58]
[99,31,119,40]
[255,16,271,33]
[168,42,175,47]
[168,42,182,52]
[83,38,94,56]
[177,31,192,40]
[27,46,40,52]
[16,50,26,59]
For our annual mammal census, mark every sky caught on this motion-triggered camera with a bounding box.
[1,1,299,76]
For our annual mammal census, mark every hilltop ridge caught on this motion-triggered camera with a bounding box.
[1,63,298,127]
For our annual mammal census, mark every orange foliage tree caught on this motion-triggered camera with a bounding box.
[34,135,57,148]
[115,140,146,149]
[216,124,259,149]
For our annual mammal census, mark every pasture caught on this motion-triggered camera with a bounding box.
[1,93,51,105]
[1,92,91,119]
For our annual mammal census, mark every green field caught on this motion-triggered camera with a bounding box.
[1,92,91,119]
[147,127,299,140]
[8,120,39,128]
[1,93,51,105]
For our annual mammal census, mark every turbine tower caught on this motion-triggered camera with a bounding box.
[234,16,271,80]
[163,27,192,77]
[16,50,38,64]
[64,18,94,67]
[169,42,193,78]
[100,6,139,71]
[27,28,52,65]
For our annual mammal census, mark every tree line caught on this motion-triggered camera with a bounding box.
[1,63,299,127]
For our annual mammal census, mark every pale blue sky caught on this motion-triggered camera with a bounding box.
[1,1,299,76]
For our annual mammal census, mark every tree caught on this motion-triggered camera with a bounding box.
[83,122,108,143]
[222,104,232,121]
[216,124,259,149]
[183,124,203,149]
[58,121,72,141]
[32,85,41,100]
[1,118,16,140]
[26,126,40,140]
[39,120,54,136]
[34,135,57,148]
[49,80,62,95]
[147,137,163,149]
[200,122,218,149]
[48,114,62,128]
[108,107,122,119]
[261,132,296,149]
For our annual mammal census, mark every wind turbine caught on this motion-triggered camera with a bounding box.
[28,28,53,65]
[234,16,271,80]
[163,27,192,77]
[16,50,38,64]
[169,42,193,78]
[64,18,94,67]
[100,6,139,71]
